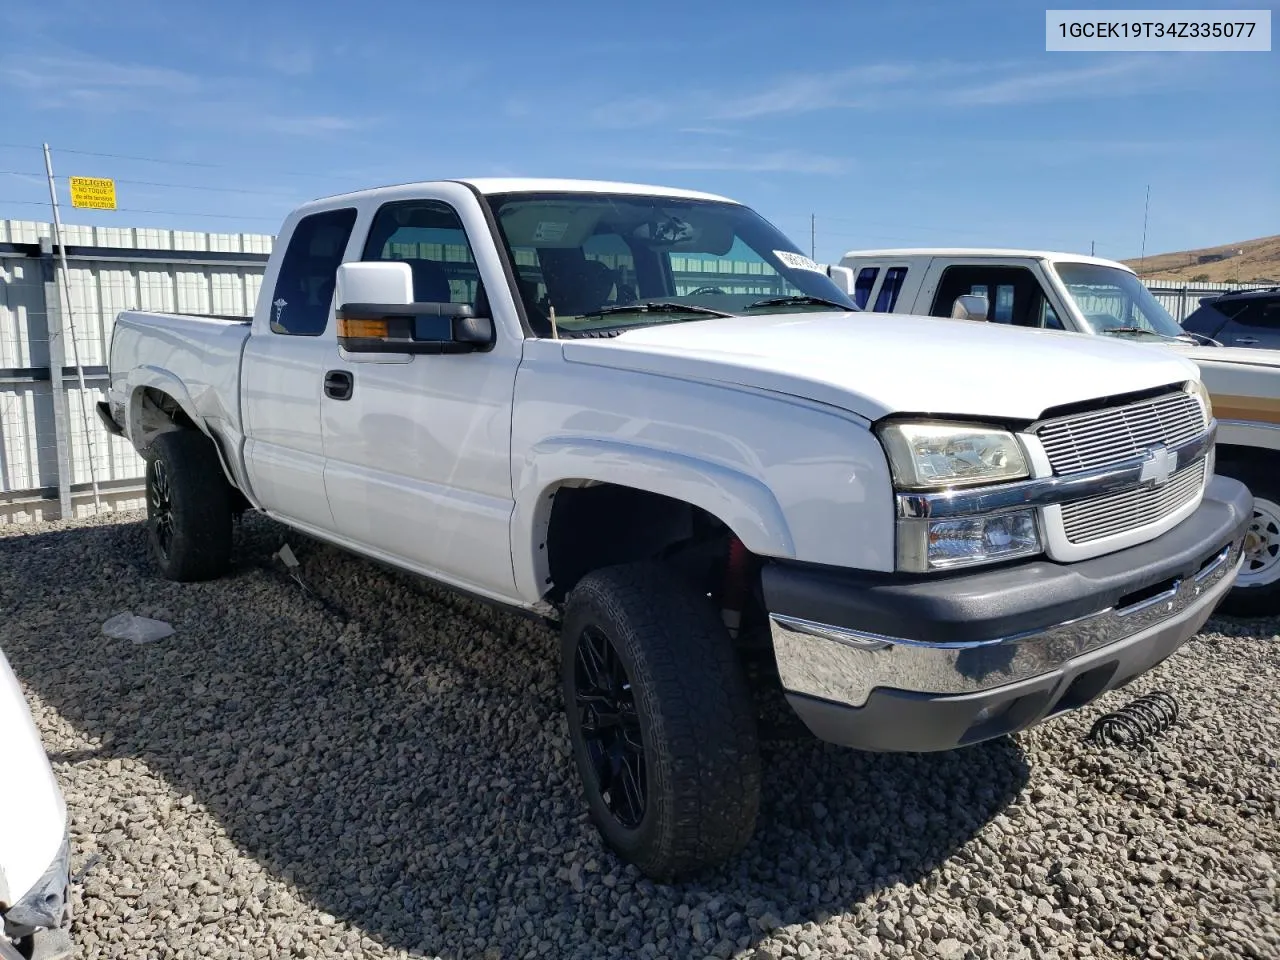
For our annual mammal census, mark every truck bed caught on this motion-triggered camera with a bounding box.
[108,310,253,446]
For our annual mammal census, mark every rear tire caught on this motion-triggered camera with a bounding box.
[144,429,234,582]
[560,561,762,882]
[1215,460,1280,617]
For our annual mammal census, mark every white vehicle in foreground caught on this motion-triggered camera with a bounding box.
[0,648,72,960]
[100,178,1252,880]
[832,248,1280,616]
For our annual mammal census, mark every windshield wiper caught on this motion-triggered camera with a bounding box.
[746,294,854,311]
[1098,326,1197,344]
[577,301,735,320]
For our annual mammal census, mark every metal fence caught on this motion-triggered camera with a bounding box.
[0,219,271,522]
[1,217,1274,522]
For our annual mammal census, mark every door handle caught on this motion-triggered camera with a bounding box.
[1233,337,1259,345]
[324,369,353,400]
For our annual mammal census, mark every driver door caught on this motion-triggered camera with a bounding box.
[320,185,522,598]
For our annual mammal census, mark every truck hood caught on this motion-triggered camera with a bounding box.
[560,311,1200,422]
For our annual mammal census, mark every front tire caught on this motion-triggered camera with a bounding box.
[1215,460,1280,617]
[144,429,234,582]
[561,562,762,881]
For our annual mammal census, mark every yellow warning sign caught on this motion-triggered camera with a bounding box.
[69,176,117,210]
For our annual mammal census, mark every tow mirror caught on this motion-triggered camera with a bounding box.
[951,294,989,322]
[825,264,856,296]
[335,261,493,353]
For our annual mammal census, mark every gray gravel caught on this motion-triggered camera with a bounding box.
[2,509,1278,960]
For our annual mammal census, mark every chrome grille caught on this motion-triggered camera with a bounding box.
[1061,461,1205,544]
[1037,390,1206,476]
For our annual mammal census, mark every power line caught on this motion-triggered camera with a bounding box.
[0,171,300,199]
[0,198,280,222]
[0,142,349,181]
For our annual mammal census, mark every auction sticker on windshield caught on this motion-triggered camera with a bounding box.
[774,250,826,273]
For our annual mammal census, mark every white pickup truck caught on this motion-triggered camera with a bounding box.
[100,179,1252,880]
[830,247,1280,616]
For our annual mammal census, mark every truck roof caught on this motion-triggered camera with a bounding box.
[838,247,1132,271]
[310,177,736,206]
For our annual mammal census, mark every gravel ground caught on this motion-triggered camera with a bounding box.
[2,509,1278,960]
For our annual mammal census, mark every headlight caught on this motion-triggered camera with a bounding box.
[879,422,1030,490]
[898,510,1042,571]
[1184,379,1213,419]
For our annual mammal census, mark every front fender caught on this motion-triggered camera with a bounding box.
[511,437,795,603]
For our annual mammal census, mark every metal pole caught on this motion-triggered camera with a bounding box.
[1139,184,1150,274]
[810,213,816,260]
[43,143,101,516]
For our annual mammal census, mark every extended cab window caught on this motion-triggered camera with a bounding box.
[269,207,357,335]
[853,267,878,308]
[362,200,484,307]
[872,267,907,312]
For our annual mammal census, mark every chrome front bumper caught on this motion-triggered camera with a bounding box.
[772,542,1241,708]
[760,474,1253,752]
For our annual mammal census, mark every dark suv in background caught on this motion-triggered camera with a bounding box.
[1181,287,1280,349]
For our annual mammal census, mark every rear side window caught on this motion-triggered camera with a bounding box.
[853,267,879,308]
[1181,302,1234,337]
[1230,298,1280,329]
[872,266,908,311]
[269,208,357,336]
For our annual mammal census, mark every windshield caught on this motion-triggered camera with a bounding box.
[482,191,858,337]
[1053,261,1187,340]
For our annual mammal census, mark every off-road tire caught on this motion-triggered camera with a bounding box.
[144,429,234,582]
[1214,459,1280,618]
[561,561,762,881]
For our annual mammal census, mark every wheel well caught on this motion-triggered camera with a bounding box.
[543,483,737,604]
[132,387,250,513]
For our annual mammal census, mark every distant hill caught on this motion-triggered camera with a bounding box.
[1124,235,1280,283]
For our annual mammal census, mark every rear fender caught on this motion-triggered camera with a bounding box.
[125,368,243,494]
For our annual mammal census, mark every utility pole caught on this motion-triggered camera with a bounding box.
[1139,184,1150,274]
[43,143,102,516]
[810,213,816,260]
[1090,240,1095,256]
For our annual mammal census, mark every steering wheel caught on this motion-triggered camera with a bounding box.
[688,286,727,296]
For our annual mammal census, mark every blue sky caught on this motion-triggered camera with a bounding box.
[1,0,1276,262]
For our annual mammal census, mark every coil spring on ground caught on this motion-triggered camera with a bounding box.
[1086,690,1180,748]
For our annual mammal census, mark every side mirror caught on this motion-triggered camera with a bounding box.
[951,294,989,322]
[334,261,493,354]
[825,264,856,296]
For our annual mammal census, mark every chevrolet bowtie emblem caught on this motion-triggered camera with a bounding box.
[1138,445,1177,487]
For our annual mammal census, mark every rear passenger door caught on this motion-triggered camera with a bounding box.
[241,206,357,533]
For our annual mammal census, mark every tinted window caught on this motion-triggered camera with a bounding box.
[1230,298,1280,329]
[872,267,908,312]
[270,208,357,335]
[1181,302,1234,337]
[853,267,879,308]
[362,199,483,307]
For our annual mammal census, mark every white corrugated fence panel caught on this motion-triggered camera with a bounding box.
[0,259,51,369]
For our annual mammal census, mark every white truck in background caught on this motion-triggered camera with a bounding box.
[100,178,1251,880]
[830,248,1280,616]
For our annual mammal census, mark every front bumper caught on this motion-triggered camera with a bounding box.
[763,474,1253,752]
[1,831,72,960]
